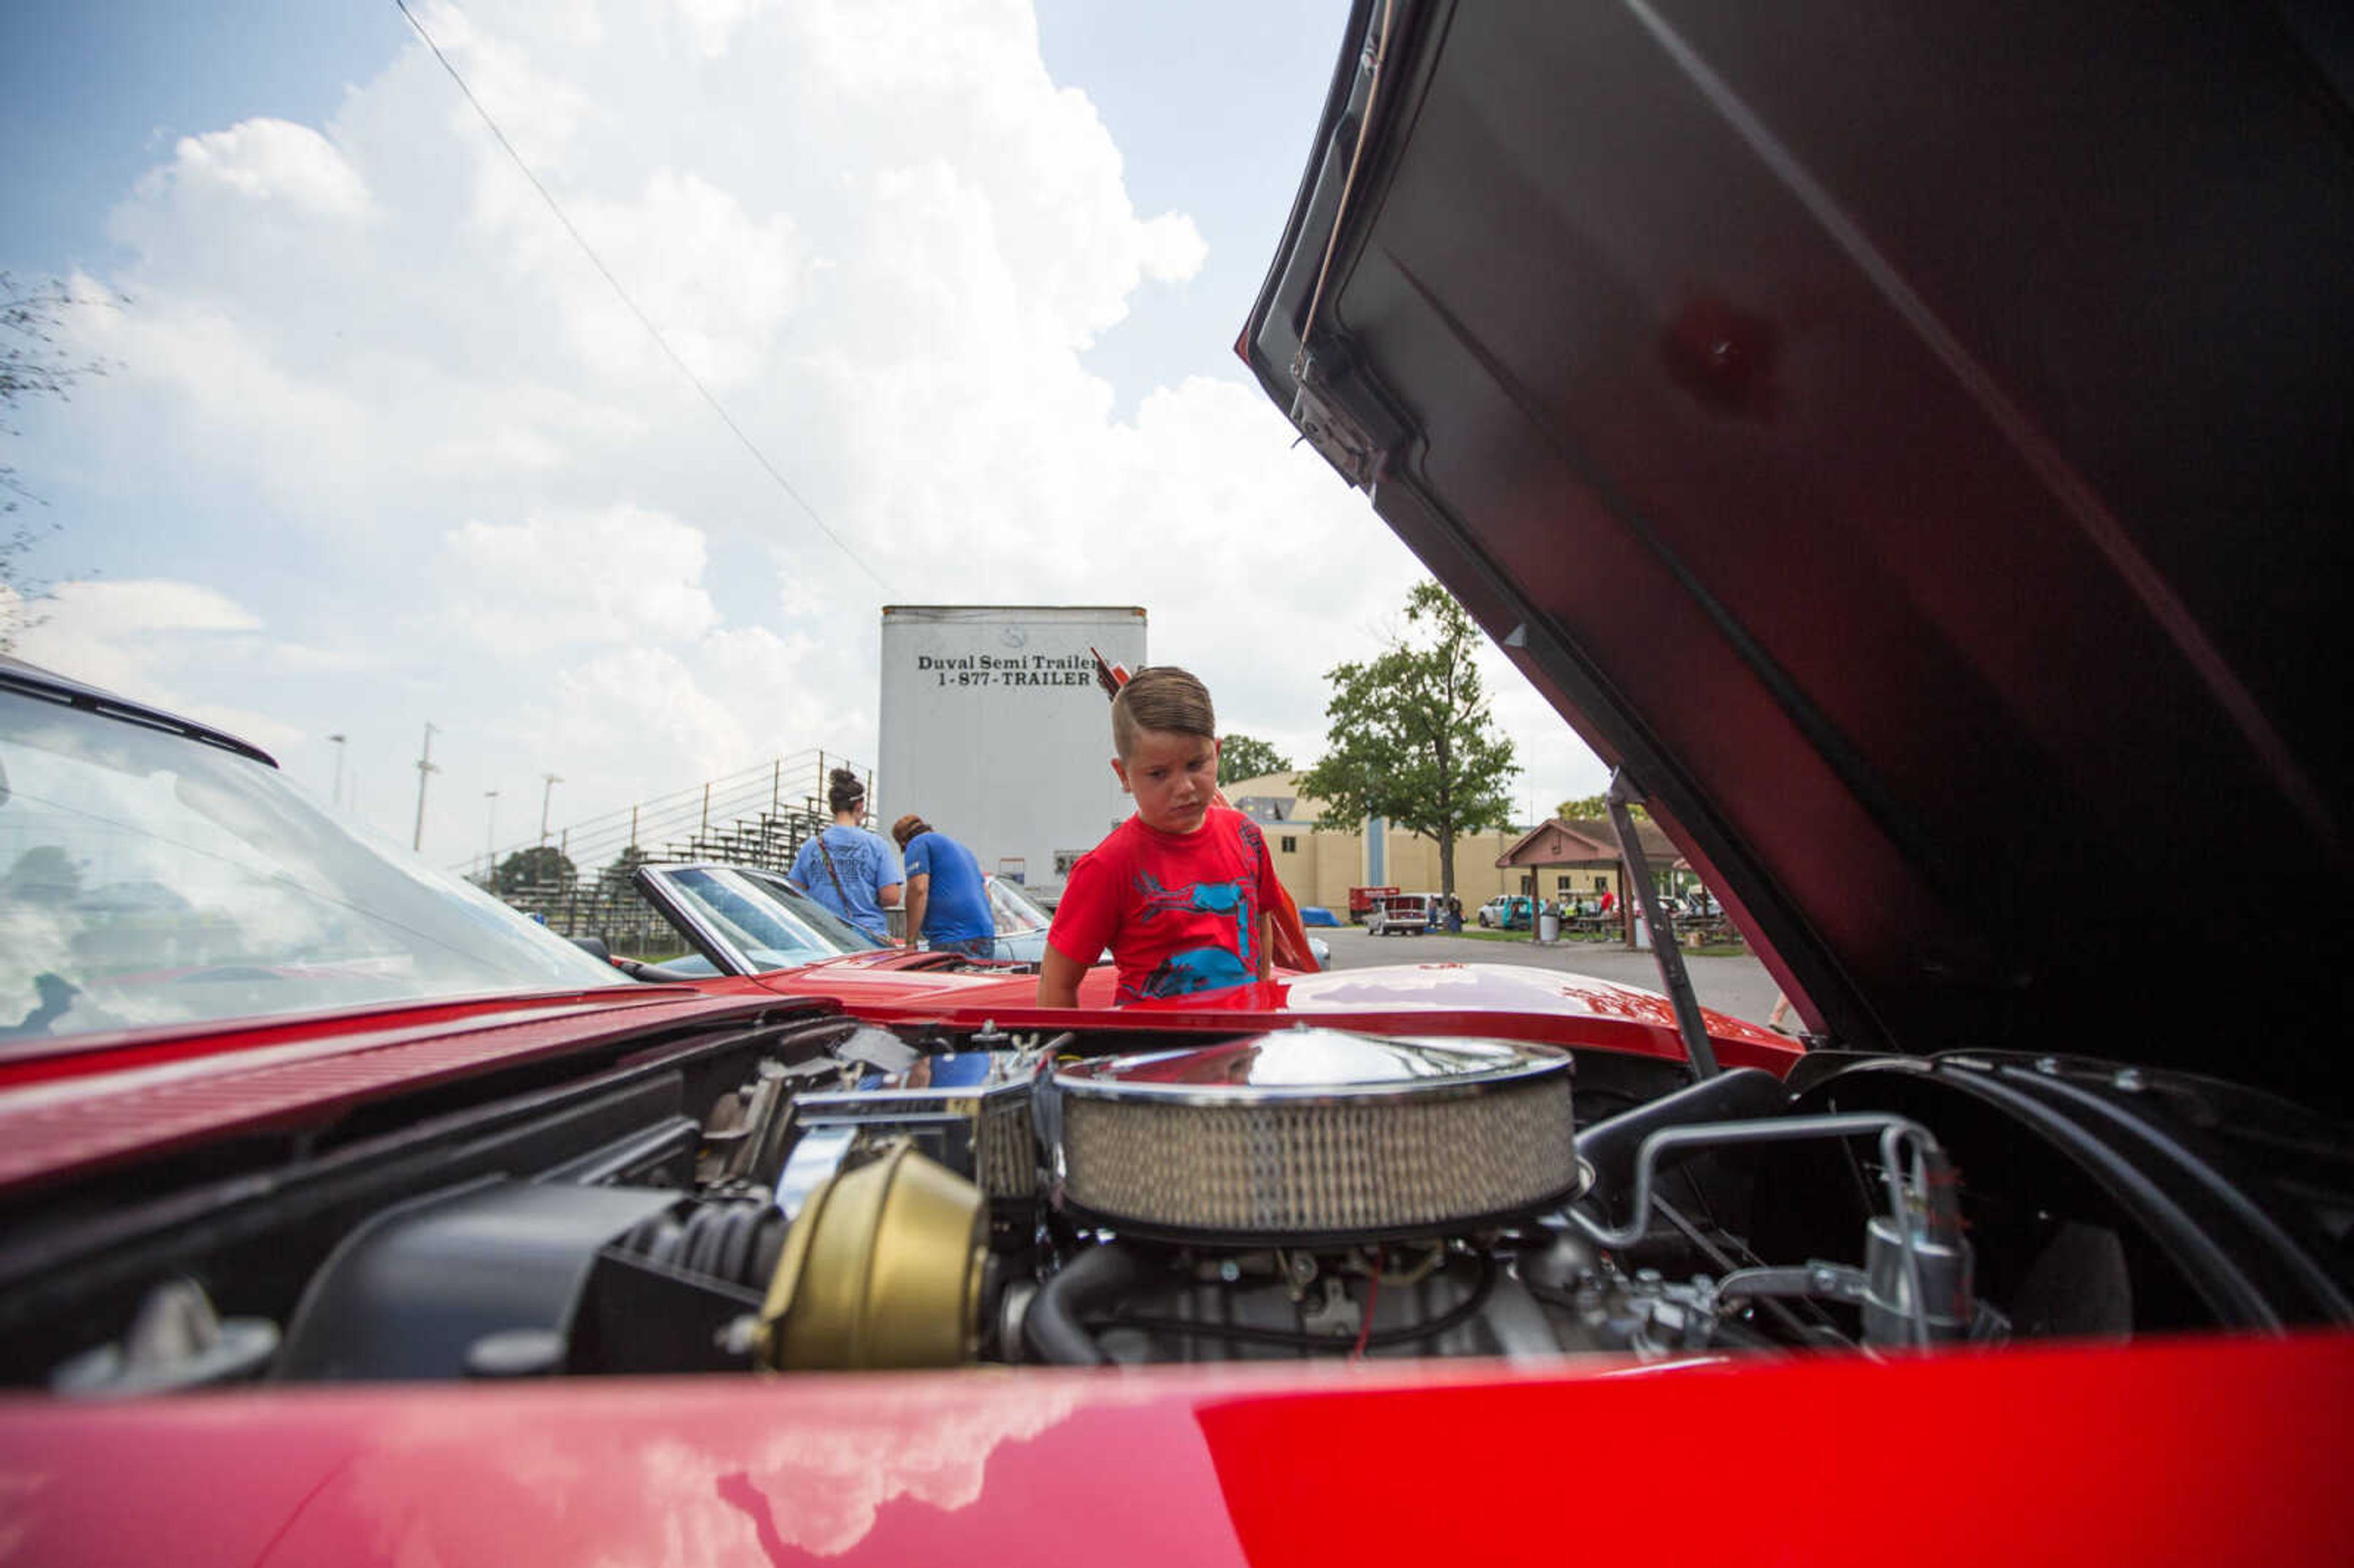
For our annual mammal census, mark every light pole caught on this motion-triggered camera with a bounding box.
[327,733,348,810]
[539,773,563,845]
[411,723,440,852]
[482,790,500,883]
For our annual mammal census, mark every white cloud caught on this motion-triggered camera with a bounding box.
[437,505,721,654]
[1136,210,1209,283]
[25,0,1600,866]
[137,118,375,221]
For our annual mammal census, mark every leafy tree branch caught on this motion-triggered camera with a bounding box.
[1217,733,1293,788]
[1297,581,1519,896]
[2,273,118,650]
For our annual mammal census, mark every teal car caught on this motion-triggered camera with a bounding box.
[1476,895,1534,931]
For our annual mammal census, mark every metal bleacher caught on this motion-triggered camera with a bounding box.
[461,750,870,958]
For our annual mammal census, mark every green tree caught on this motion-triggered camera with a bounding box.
[1297,582,1519,896]
[494,845,576,896]
[1217,733,1293,788]
[598,842,650,893]
[1556,793,1646,823]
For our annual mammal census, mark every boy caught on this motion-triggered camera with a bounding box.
[1038,666,1279,1007]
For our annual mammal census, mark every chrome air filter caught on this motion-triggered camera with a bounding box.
[1052,1029,1575,1244]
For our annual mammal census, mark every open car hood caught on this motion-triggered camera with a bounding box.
[1241,0,2353,1108]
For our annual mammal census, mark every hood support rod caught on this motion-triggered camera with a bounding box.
[1607,769,1718,1080]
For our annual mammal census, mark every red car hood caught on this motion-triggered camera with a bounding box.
[1,1333,2346,1567]
[756,956,1798,1073]
[0,954,1789,1200]
[1240,0,2353,1111]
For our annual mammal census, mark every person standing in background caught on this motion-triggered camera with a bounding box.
[790,767,902,941]
[891,813,998,958]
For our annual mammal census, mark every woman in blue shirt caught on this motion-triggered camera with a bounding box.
[788,768,902,940]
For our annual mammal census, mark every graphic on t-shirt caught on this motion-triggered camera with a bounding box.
[1128,871,1256,999]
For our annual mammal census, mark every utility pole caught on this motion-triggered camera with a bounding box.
[411,723,440,851]
[482,790,500,882]
[539,773,563,845]
[327,733,348,810]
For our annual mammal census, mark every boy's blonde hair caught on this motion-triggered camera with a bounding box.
[1111,666,1216,758]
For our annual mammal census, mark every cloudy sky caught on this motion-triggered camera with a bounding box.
[3,0,1607,869]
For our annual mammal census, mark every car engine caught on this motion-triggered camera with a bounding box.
[8,1004,2340,1394]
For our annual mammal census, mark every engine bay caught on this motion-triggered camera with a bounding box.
[3,1006,2341,1395]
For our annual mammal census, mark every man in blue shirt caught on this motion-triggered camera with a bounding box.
[789,768,902,941]
[889,813,997,958]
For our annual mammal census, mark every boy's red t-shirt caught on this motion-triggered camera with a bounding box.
[1046,806,1280,1005]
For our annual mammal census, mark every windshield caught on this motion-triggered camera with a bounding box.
[0,689,631,1044]
[983,876,1051,937]
[650,866,888,973]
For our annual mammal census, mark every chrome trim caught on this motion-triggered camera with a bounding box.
[1051,1030,1569,1108]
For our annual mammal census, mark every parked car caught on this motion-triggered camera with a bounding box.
[4,3,2349,1561]
[641,866,1328,974]
[608,864,888,978]
[1364,891,1431,935]
[1477,894,1534,930]
[1346,883,1400,923]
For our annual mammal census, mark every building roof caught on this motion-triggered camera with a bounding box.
[1495,815,1676,869]
[1224,771,1332,826]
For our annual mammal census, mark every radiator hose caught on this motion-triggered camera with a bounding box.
[1024,1242,1148,1366]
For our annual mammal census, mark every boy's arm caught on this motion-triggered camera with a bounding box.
[1037,945,1087,1008]
[1257,911,1274,980]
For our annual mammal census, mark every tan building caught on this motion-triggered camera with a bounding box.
[1226,772,1528,917]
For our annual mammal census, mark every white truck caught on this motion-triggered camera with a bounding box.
[877,606,1147,896]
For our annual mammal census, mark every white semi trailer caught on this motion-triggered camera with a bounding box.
[877,606,1147,894]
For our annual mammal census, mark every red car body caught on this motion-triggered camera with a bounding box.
[6,0,2352,1558]
[0,977,2342,1564]
[4,1336,2350,1566]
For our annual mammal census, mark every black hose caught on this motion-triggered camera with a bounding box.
[1025,1241,1150,1366]
[1090,1252,1498,1354]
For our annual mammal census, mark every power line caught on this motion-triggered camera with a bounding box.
[392,0,892,595]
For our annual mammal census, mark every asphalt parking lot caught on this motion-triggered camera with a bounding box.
[1314,923,1784,1027]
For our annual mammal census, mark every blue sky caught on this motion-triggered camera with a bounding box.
[2,4,400,270]
[3,1,1604,862]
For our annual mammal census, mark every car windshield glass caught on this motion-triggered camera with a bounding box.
[983,876,1051,937]
[0,689,631,1045]
[660,866,887,970]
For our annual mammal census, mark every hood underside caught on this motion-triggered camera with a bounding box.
[1243,0,2353,1108]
